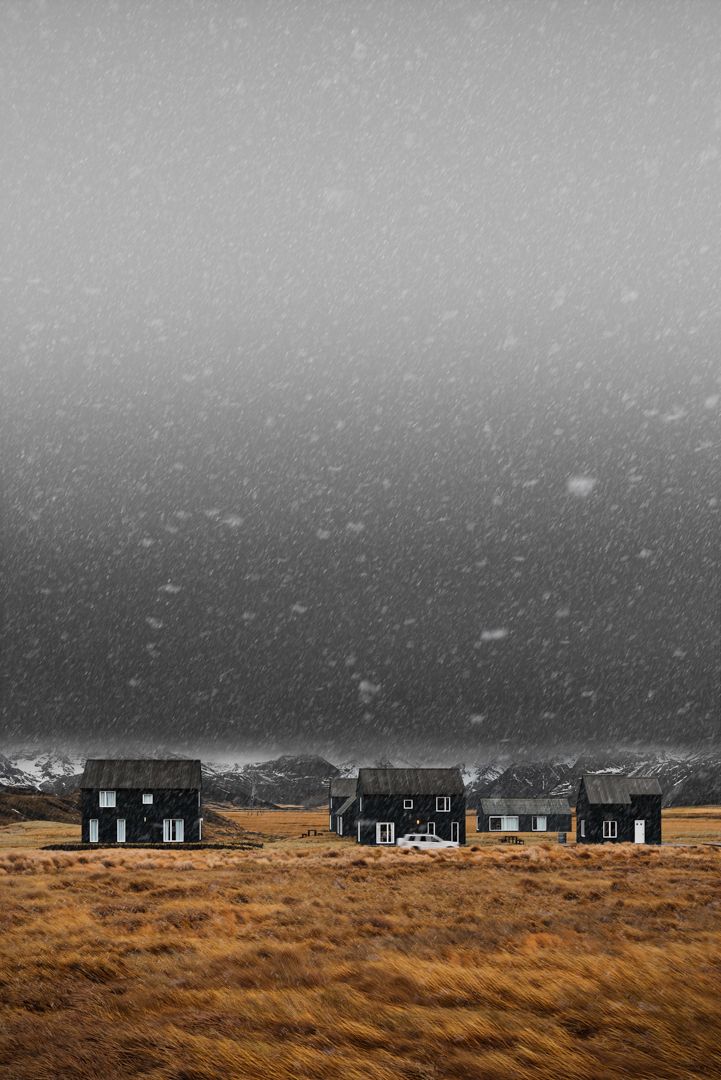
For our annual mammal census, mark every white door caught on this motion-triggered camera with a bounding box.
[89,819,98,843]
[634,819,645,844]
[116,819,126,843]
[451,821,459,843]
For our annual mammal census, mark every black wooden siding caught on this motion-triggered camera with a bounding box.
[81,788,202,844]
[575,787,662,845]
[476,811,571,833]
[356,793,466,845]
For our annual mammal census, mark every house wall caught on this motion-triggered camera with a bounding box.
[81,788,202,843]
[575,788,662,844]
[476,811,572,833]
[329,792,355,831]
[355,793,466,845]
[336,804,357,836]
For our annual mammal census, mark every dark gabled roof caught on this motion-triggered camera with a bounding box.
[80,759,202,790]
[329,777,358,797]
[479,797,571,816]
[357,767,465,796]
[581,773,662,805]
[336,795,357,817]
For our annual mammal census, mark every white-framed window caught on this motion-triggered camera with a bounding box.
[142,793,153,805]
[359,796,363,811]
[199,817,203,841]
[603,820,617,839]
[99,790,116,807]
[376,822,395,845]
[580,819,586,837]
[436,796,451,812]
[329,813,333,830]
[489,816,519,832]
[532,816,547,831]
[89,819,99,843]
[451,821,459,843]
[403,798,413,809]
[163,818,185,843]
[426,822,436,835]
[338,816,343,836]
[116,819,126,843]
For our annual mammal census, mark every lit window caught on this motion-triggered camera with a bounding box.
[142,793,153,804]
[99,790,116,807]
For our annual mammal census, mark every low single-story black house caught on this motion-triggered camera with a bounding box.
[80,759,203,844]
[476,797,572,834]
[355,767,466,846]
[575,773,662,845]
[328,777,358,832]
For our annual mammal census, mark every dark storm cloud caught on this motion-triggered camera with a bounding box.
[2,1,719,756]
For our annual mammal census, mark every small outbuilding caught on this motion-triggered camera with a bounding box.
[575,773,662,845]
[477,797,572,835]
[355,767,466,846]
[80,759,202,844]
[328,777,358,832]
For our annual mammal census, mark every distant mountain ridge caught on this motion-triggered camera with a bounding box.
[467,750,721,808]
[1,748,719,808]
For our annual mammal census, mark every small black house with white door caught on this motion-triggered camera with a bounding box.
[575,773,662,845]
[355,767,466,846]
[80,759,203,844]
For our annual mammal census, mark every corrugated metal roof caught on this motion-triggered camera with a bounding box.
[357,767,465,796]
[582,773,662,804]
[479,797,571,816]
[336,795,357,817]
[329,777,358,797]
[80,759,202,790]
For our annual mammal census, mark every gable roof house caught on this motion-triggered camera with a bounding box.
[575,774,662,845]
[328,777,358,835]
[477,797,571,835]
[80,759,203,845]
[355,767,466,846]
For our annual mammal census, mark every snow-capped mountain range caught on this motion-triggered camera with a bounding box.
[1,748,720,807]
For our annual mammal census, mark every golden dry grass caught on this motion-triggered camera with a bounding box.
[1,830,721,1079]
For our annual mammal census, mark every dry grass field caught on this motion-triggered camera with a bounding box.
[1,819,721,1079]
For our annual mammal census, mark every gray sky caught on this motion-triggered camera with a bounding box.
[2,1,720,758]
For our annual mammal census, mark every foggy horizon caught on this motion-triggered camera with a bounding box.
[2,1,720,759]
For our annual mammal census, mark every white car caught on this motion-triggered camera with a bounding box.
[396,832,459,850]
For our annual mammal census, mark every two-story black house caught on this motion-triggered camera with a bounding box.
[328,777,358,833]
[477,797,572,835]
[80,759,203,845]
[575,773,662,845]
[355,767,466,846]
